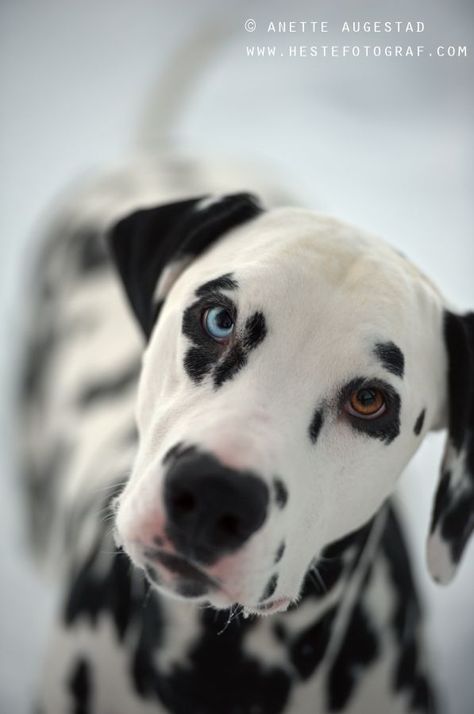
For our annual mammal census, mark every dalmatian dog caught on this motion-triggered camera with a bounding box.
[20,178,473,714]
[19,34,473,714]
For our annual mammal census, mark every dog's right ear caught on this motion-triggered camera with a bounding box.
[427,310,474,584]
[107,193,263,339]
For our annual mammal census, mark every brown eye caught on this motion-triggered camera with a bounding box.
[346,388,386,419]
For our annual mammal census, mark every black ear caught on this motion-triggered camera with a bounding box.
[427,311,474,583]
[107,193,263,338]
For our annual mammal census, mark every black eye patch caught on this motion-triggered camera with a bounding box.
[182,290,235,383]
[339,377,401,444]
[182,274,267,388]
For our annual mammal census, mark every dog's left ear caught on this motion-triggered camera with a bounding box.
[427,310,474,584]
[107,193,263,338]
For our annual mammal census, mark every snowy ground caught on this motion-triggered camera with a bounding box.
[1,1,473,712]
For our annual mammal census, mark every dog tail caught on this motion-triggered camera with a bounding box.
[133,17,234,155]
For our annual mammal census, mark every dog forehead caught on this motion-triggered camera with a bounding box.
[175,207,443,335]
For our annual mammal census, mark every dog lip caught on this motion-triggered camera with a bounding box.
[251,597,291,614]
[143,547,219,589]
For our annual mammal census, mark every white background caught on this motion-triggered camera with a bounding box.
[0,1,473,713]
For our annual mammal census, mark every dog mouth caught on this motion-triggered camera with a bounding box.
[143,547,219,597]
[142,547,292,615]
[244,597,292,616]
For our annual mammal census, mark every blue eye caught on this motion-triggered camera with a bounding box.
[203,306,235,341]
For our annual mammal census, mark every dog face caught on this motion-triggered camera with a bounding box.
[109,194,474,614]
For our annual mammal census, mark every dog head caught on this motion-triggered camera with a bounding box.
[108,193,473,613]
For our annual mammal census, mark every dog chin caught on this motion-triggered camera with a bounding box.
[146,575,292,617]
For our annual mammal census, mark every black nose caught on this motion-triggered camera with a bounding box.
[164,451,269,564]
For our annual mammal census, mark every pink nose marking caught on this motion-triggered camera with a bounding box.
[124,513,170,551]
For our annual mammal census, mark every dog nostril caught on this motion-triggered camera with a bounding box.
[216,513,240,537]
[172,491,196,514]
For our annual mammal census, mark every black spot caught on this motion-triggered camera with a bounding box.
[274,542,286,563]
[394,639,418,691]
[243,311,267,351]
[341,377,401,444]
[131,586,164,698]
[290,606,337,681]
[414,409,426,436]
[273,479,288,509]
[327,603,379,710]
[374,341,405,378]
[64,533,144,643]
[159,608,291,713]
[381,508,436,709]
[429,311,474,574]
[77,228,108,274]
[273,622,287,643]
[441,488,474,564]
[411,673,434,711]
[381,507,421,645]
[430,471,451,534]
[260,574,278,602]
[300,560,345,599]
[195,273,238,296]
[308,409,323,444]
[69,657,92,714]
[78,359,140,407]
[20,321,58,401]
[297,520,375,601]
[443,311,474,452]
[394,645,436,712]
[213,344,247,388]
[184,345,218,383]
[322,517,374,561]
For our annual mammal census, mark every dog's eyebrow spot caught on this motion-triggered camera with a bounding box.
[195,273,238,297]
[273,478,288,508]
[260,574,279,602]
[374,341,405,378]
[309,409,324,445]
[274,541,286,564]
[414,409,426,436]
